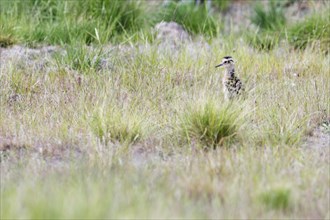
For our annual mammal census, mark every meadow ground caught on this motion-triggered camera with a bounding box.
[0,39,329,219]
[0,1,329,219]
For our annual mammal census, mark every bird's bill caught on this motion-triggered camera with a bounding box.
[215,63,223,68]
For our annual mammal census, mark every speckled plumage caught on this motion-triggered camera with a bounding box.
[223,74,244,99]
[216,56,244,100]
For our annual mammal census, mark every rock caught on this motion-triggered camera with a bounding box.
[154,21,190,46]
[0,45,59,73]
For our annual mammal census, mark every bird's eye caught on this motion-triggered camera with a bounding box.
[224,61,228,64]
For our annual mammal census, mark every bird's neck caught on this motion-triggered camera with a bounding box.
[225,65,235,78]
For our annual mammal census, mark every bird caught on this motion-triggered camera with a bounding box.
[215,56,244,100]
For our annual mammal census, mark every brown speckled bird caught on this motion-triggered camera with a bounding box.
[216,56,244,100]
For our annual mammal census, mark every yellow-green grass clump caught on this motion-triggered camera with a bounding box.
[258,186,292,211]
[89,106,146,145]
[288,9,330,54]
[180,100,243,149]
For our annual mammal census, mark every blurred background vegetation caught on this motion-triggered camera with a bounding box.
[0,0,329,53]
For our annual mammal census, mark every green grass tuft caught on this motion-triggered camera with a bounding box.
[212,0,231,11]
[89,106,145,144]
[259,186,292,211]
[0,35,16,48]
[251,1,286,31]
[180,100,241,149]
[155,1,220,37]
[245,30,281,51]
[54,44,104,73]
[287,10,330,54]
[246,1,285,51]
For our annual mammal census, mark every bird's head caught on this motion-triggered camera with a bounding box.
[215,56,234,69]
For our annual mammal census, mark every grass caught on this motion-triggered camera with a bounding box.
[1,1,330,219]
[89,105,146,144]
[258,186,292,211]
[251,1,286,31]
[245,30,281,51]
[247,4,329,52]
[1,39,329,218]
[287,9,330,54]
[212,0,231,11]
[54,44,104,73]
[180,100,242,149]
[138,1,220,38]
[246,1,285,51]
[0,0,147,46]
[0,34,15,48]
[0,0,222,45]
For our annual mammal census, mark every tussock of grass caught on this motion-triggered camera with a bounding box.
[259,186,292,211]
[89,106,146,144]
[54,45,104,73]
[180,100,242,149]
[212,0,230,11]
[251,1,286,31]
[0,35,16,48]
[287,10,330,54]
[246,1,286,51]
[263,110,307,146]
[155,1,220,37]
[245,30,281,51]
